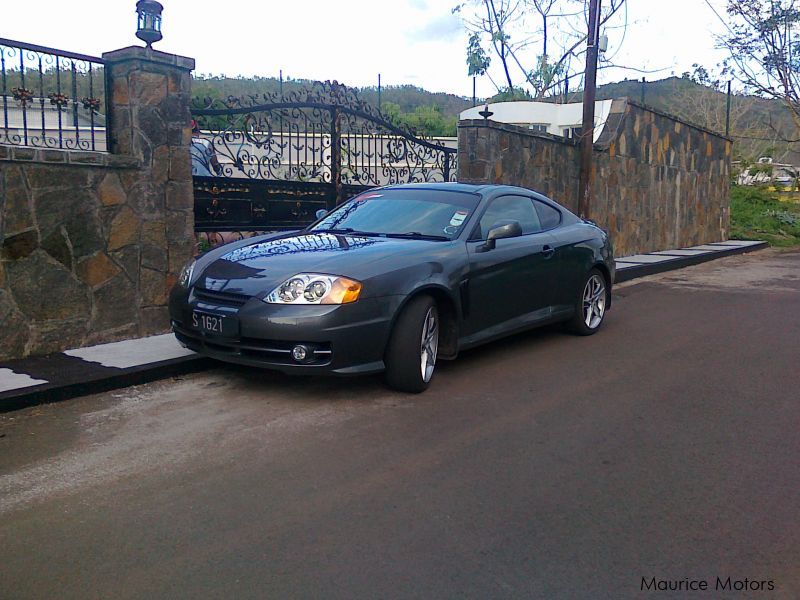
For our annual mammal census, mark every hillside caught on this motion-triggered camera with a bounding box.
[192,75,472,137]
[574,77,797,164]
[191,74,798,163]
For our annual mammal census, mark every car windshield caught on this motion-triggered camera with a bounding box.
[308,189,479,240]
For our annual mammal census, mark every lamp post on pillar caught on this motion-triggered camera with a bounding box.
[578,0,601,219]
[135,1,164,49]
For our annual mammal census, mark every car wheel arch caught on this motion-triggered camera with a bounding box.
[388,285,460,361]
[590,262,613,309]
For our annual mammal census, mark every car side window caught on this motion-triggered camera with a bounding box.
[473,195,541,240]
[533,199,562,230]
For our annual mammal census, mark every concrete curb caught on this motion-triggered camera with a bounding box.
[1,239,769,413]
[615,241,769,283]
[0,354,213,413]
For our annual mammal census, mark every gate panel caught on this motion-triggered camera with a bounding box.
[191,81,457,233]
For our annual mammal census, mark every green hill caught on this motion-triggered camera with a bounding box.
[191,74,798,163]
[192,75,472,137]
[587,77,796,164]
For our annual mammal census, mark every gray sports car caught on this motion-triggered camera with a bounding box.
[170,183,615,392]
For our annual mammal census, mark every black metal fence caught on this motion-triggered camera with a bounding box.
[0,38,108,152]
[190,81,458,232]
[192,81,456,188]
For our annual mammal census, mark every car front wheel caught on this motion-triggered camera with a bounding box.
[567,268,608,335]
[385,295,439,393]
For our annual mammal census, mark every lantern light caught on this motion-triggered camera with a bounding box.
[136,1,164,48]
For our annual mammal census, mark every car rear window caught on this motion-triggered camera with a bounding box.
[534,200,562,230]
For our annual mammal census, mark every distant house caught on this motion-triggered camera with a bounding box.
[459,100,615,143]
[736,156,799,189]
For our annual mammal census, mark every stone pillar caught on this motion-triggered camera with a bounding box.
[102,46,196,335]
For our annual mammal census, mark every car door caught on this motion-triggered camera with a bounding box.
[463,194,557,338]
[532,194,587,315]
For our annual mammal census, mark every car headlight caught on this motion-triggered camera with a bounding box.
[265,273,362,305]
[178,258,196,287]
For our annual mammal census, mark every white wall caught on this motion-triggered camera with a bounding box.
[460,100,614,142]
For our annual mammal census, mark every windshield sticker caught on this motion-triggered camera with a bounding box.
[449,210,468,227]
[356,193,383,201]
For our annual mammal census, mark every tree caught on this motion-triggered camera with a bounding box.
[453,0,627,99]
[672,67,776,160]
[381,102,458,136]
[718,0,800,137]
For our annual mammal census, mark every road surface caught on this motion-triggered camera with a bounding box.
[1,248,799,599]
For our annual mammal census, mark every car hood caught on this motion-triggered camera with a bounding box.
[193,232,454,297]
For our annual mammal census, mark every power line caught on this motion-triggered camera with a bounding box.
[730,133,799,142]
[702,0,735,35]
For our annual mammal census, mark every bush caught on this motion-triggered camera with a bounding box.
[730,185,800,247]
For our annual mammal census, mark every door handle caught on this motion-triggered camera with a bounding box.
[542,245,555,259]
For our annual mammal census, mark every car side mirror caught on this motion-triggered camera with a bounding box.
[478,220,522,252]
[315,209,328,220]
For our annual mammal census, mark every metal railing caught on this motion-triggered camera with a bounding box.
[0,38,108,152]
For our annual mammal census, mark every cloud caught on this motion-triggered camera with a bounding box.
[406,12,463,43]
[409,0,429,9]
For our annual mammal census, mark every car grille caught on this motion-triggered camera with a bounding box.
[192,287,251,308]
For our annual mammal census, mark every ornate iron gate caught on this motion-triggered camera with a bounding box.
[191,81,457,233]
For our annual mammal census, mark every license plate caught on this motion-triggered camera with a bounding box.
[192,310,233,336]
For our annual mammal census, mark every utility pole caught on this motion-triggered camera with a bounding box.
[578,0,602,219]
[472,76,476,107]
[725,80,732,137]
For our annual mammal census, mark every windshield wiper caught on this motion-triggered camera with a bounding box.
[310,228,380,236]
[385,232,450,241]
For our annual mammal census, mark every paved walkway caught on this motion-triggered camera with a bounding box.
[614,239,765,282]
[0,239,767,411]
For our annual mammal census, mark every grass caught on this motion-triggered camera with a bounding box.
[730,185,800,247]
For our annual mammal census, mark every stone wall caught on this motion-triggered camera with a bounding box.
[0,47,195,360]
[458,98,732,257]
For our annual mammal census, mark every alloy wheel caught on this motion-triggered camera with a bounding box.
[420,307,439,383]
[583,274,606,329]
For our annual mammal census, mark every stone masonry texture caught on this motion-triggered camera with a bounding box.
[457,99,731,258]
[0,47,196,360]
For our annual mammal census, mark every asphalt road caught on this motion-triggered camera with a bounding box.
[1,249,799,600]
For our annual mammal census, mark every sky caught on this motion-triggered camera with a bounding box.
[2,0,731,98]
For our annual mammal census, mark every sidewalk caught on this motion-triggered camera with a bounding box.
[614,239,767,282]
[0,239,767,412]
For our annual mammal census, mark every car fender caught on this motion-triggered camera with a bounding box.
[380,280,462,360]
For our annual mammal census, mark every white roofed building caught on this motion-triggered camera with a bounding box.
[460,100,615,143]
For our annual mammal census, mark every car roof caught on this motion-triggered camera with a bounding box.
[381,182,543,197]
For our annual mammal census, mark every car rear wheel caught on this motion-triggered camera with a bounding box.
[567,268,608,336]
[385,296,439,393]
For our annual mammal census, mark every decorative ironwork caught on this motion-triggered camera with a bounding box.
[1,37,107,151]
[12,86,33,106]
[193,176,335,232]
[192,80,456,188]
[207,197,227,220]
[81,96,101,113]
[48,91,69,108]
[191,80,457,233]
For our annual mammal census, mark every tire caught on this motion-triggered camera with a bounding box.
[385,296,439,393]
[567,268,608,336]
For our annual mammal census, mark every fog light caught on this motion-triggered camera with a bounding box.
[292,345,309,362]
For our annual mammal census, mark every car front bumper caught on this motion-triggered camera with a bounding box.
[169,286,402,375]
